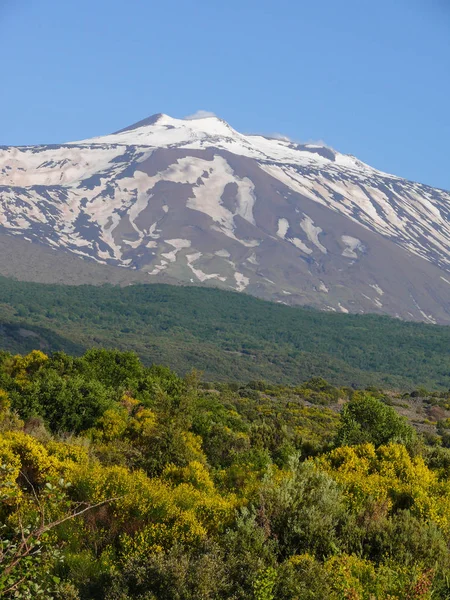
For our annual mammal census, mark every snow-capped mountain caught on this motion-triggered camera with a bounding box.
[1,113,450,323]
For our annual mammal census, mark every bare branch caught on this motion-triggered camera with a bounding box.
[36,495,122,537]
[2,495,123,578]
[18,470,44,528]
[2,574,28,595]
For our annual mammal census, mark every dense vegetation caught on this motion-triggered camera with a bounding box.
[3,349,450,598]
[0,277,449,389]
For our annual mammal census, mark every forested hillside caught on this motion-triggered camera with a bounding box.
[2,349,450,598]
[0,277,449,389]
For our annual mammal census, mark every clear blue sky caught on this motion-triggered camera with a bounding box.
[1,0,449,189]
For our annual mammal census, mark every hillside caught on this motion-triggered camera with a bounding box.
[0,277,449,389]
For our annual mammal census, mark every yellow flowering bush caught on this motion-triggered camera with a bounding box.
[318,443,450,530]
[163,460,215,492]
[8,350,48,385]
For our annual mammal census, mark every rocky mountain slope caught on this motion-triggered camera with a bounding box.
[1,113,449,322]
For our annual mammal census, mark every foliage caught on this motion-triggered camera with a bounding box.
[336,392,417,448]
[0,277,450,388]
[0,349,450,598]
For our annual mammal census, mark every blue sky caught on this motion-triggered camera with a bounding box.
[1,0,449,189]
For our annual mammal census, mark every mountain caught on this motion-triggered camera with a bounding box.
[1,113,450,322]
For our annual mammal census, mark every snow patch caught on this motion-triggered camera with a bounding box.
[148,259,168,275]
[300,215,327,254]
[410,294,437,324]
[160,238,191,262]
[341,235,364,259]
[215,249,231,258]
[234,272,249,292]
[166,238,191,251]
[289,237,313,254]
[145,155,258,244]
[370,284,384,296]
[277,217,312,253]
[277,218,289,238]
[148,223,161,239]
[186,252,226,283]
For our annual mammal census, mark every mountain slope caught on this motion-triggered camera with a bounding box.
[0,277,449,390]
[1,113,449,322]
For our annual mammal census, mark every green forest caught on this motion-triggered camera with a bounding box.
[2,348,450,598]
[0,276,449,389]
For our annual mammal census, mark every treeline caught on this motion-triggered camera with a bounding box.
[0,277,450,388]
[2,350,450,598]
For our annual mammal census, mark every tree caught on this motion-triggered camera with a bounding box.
[335,393,416,448]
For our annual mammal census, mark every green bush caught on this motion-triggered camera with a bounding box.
[335,393,416,448]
